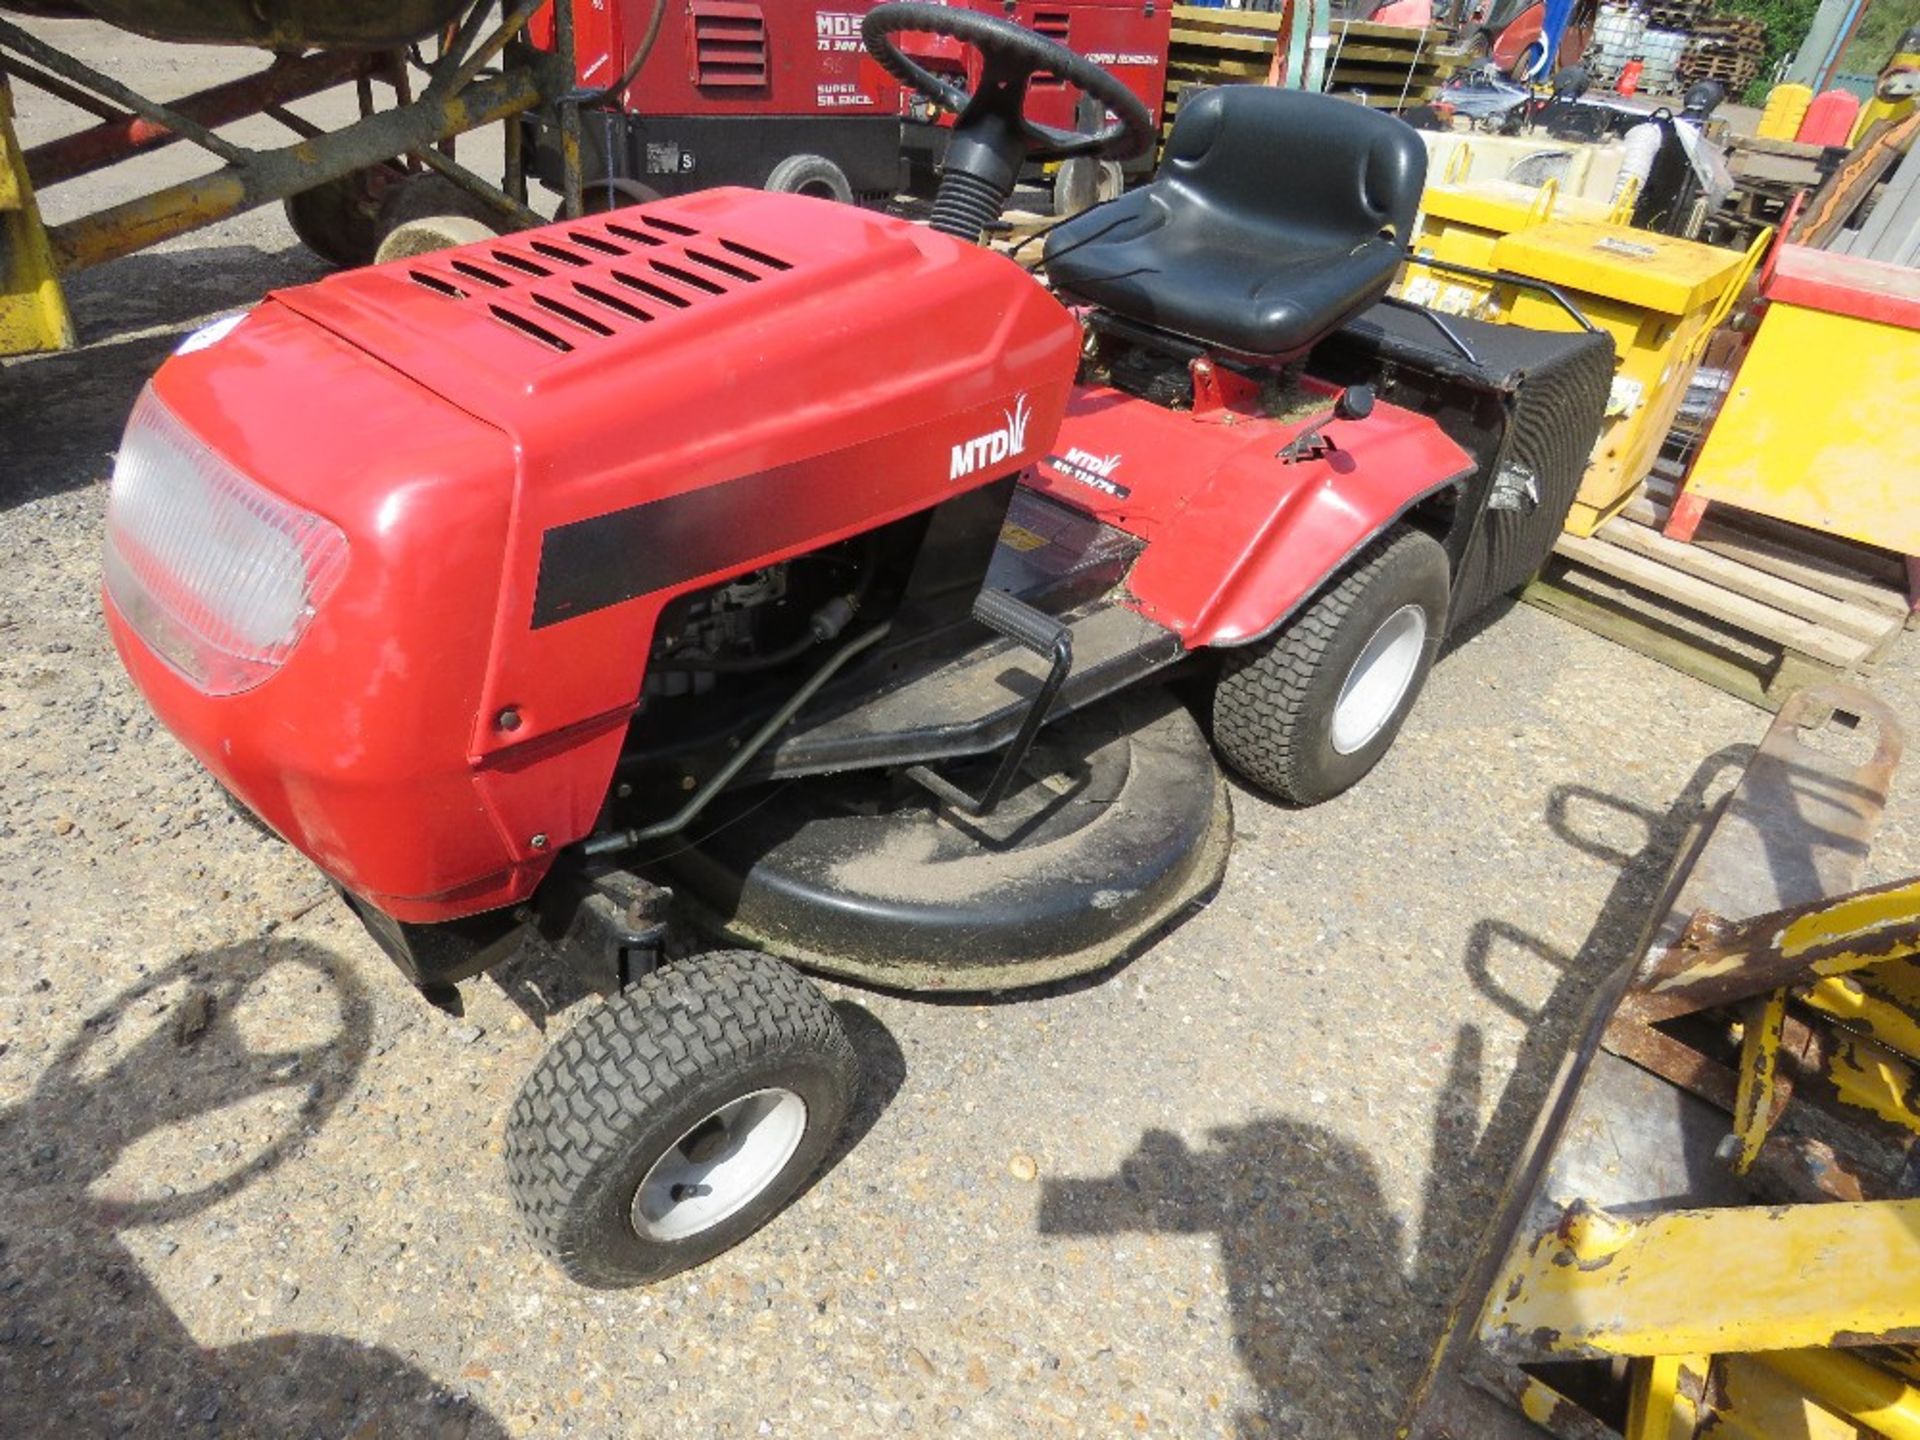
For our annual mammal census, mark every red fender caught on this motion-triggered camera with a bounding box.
[1036,379,1475,648]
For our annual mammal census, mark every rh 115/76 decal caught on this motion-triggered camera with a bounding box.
[1045,447,1131,499]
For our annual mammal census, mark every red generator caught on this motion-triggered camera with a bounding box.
[106,6,1612,1287]
[524,0,911,205]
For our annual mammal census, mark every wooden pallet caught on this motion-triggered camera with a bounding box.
[1167,6,1464,112]
[1525,473,1911,710]
[1643,0,1708,30]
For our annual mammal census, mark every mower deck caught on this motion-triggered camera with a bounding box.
[666,690,1231,991]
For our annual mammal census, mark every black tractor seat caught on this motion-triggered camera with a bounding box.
[1043,87,1427,362]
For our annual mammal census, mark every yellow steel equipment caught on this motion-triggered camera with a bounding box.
[1486,218,1764,535]
[1403,682,1920,1440]
[1671,244,1920,564]
[1401,160,1630,316]
[1853,28,1919,145]
[1418,130,1630,197]
[0,75,73,356]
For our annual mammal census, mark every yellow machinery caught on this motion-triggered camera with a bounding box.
[1486,220,1764,536]
[1402,682,1920,1440]
[1666,244,1920,569]
[0,76,73,355]
[1401,155,1631,316]
[1854,26,1919,145]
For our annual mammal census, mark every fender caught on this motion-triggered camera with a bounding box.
[1037,380,1476,649]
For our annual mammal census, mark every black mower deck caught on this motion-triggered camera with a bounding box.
[665,691,1231,991]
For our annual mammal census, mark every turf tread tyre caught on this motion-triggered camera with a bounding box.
[1213,524,1447,806]
[507,951,855,1287]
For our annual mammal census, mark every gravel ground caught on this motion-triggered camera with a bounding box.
[3,27,1917,1439]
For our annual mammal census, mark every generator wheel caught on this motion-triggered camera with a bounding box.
[1212,524,1448,807]
[506,951,857,1288]
[582,176,662,213]
[765,153,853,204]
[282,164,399,268]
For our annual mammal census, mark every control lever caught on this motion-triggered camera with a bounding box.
[904,588,1074,817]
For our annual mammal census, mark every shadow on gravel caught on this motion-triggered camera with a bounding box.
[1,243,327,511]
[0,938,506,1439]
[1038,745,1754,1437]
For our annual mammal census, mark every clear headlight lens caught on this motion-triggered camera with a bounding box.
[104,385,348,696]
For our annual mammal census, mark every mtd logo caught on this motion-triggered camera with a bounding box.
[1046,446,1131,499]
[950,394,1032,481]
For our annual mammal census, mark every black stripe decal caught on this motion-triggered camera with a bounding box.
[533,468,815,628]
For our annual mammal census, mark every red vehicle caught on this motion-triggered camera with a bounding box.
[521,0,1170,211]
[525,0,911,204]
[1462,0,1598,76]
[104,4,1610,1286]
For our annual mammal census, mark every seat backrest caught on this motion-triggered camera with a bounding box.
[1159,87,1427,250]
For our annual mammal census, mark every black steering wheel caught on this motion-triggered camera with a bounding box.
[863,2,1155,165]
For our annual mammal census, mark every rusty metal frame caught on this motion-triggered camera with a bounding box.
[1401,683,1919,1440]
[0,0,578,279]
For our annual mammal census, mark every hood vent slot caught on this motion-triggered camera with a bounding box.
[606,221,666,248]
[718,237,791,272]
[450,258,511,289]
[640,213,699,237]
[572,280,654,322]
[489,304,573,352]
[409,270,465,298]
[395,211,796,353]
[568,230,628,256]
[532,293,615,337]
[490,248,551,277]
[650,258,725,296]
[685,247,761,283]
[528,238,592,267]
[611,270,693,309]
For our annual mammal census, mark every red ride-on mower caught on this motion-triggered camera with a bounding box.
[102,3,1612,1285]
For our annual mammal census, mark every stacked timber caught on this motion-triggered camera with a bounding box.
[1678,12,1767,95]
[1642,0,1708,31]
[1166,4,1466,123]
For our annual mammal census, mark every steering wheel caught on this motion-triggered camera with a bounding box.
[862,2,1155,165]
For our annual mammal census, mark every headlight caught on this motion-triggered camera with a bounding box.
[103,385,348,696]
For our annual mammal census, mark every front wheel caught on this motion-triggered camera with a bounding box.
[506,951,857,1287]
[1212,525,1449,806]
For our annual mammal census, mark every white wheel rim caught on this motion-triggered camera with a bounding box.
[1330,604,1428,756]
[631,1087,808,1243]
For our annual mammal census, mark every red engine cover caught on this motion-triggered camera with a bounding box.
[110,189,1080,921]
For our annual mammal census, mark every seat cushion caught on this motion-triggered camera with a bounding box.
[1043,87,1426,360]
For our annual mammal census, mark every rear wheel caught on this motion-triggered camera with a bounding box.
[1212,525,1449,806]
[506,951,856,1287]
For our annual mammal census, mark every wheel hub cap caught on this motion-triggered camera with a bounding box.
[1330,604,1427,755]
[631,1087,808,1243]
